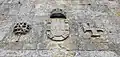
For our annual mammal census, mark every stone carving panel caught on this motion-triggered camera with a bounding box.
[46,8,69,41]
[0,0,120,57]
[0,21,41,49]
[81,22,109,50]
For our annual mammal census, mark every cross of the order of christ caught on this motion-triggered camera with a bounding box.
[83,27,104,37]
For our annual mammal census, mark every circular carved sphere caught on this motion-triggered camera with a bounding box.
[13,22,31,35]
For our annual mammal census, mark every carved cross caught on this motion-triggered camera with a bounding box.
[84,28,104,37]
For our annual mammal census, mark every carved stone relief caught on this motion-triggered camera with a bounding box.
[44,8,77,57]
[0,21,40,49]
[81,22,109,50]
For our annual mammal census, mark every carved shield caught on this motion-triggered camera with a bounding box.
[46,18,70,41]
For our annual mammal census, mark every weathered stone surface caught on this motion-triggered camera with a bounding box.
[0,0,119,57]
